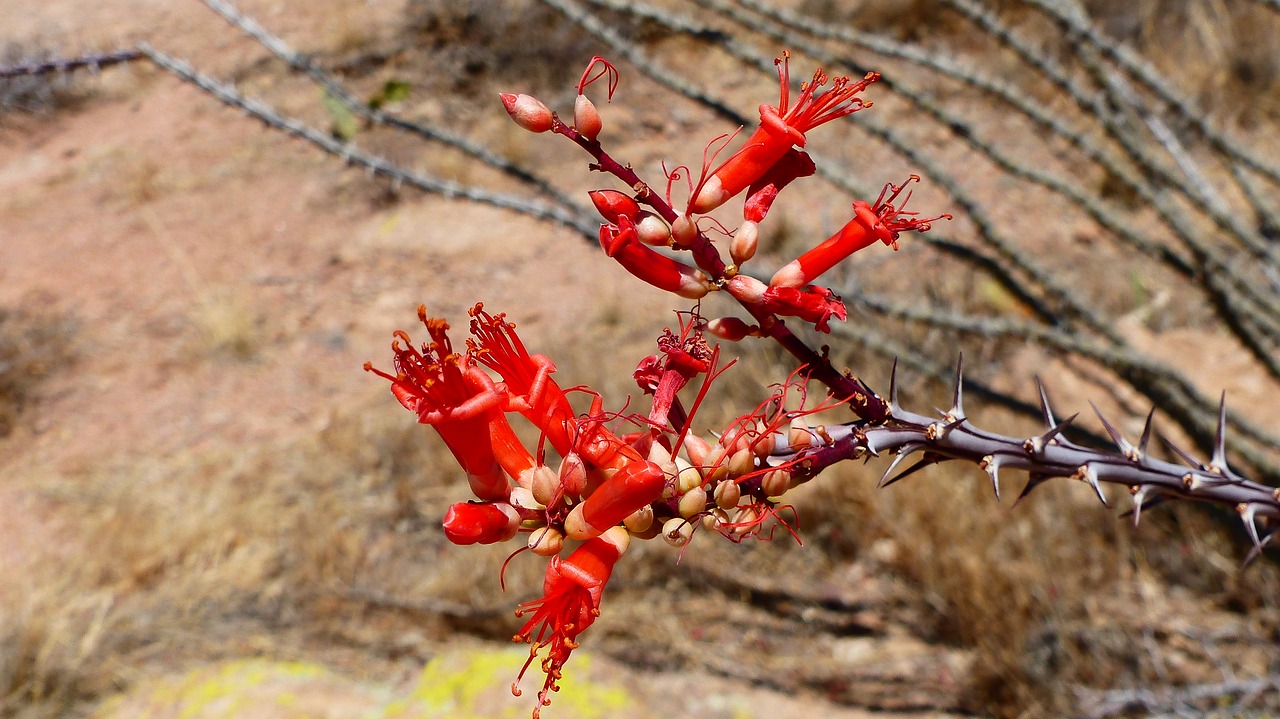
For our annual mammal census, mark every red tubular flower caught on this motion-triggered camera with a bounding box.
[587,189,640,224]
[726,275,848,332]
[513,528,629,718]
[771,175,952,288]
[564,460,668,540]
[634,321,715,428]
[742,148,816,223]
[365,308,515,501]
[467,304,576,457]
[442,501,521,545]
[691,54,879,213]
[598,217,715,299]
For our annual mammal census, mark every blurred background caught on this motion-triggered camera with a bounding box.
[2,0,1279,716]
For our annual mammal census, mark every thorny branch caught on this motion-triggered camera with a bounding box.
[9,0,1273,528]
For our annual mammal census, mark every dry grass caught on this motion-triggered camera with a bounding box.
[0,45,88,116]
[0,406,469,718]
[0,308,73,439]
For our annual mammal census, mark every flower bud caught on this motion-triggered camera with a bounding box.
[499,93,553,133]
[675,456,703,493]
[752,428,775,458]
[732,506,762,536]
[789,417,815,450]
[728,447,755,477]
[678,485,708,519]
[713,480,741,510]
[589,189,639,224]
[623,504,654,533]
[706,317,755,342]
[601,525,632,556]
[574,94,602,140]
[532,464,560,507]
[730,220,759,265]
[635,212,671,246]
[528,526,565,556]
[682,434,712,466]
[442,501,520,545]
[671,214,697,247]
[509,486,544,511]
[662,517,694,547]
[761,469,790,498]
[725,274,767,304]
[559,452,588,498]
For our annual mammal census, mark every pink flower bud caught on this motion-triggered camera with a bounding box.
[730,220,759,265]
[574,94,602,140]
[671,214,697,247]
[499,92,553,133]
[706,316,755,342]
[635,212,671,246]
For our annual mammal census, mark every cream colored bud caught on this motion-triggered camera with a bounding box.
[728,447,755,477]
[509,486,544,511]
[769,259,807,289]
[732,506,762,536]
[730,220,759,264]
[636,212,671,246]
[713,480,741,510]
[789,417,815,450]
[675,456,703,493]
[761,469,790,498]
[671,214,698,246]
[678,485,708,519]
[662,517,694,547]
[623,505,654,533]
[528,526,565,556]
[531,465,560,507]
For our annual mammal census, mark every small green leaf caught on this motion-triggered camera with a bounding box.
[373,78,412,107]
[323,91,359,141]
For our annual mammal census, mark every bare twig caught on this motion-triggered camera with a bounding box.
[137,43,598,239]
[0,49,143,78]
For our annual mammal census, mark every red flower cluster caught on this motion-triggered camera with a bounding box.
[504,52,948,336]
[373,50,951,717]
[368,304,837,717]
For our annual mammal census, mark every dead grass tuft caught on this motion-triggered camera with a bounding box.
[0,405,468,718]
[0,307,74,438]
[0,44,91,116]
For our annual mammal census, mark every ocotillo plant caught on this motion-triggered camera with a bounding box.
[361,54,1279,718]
